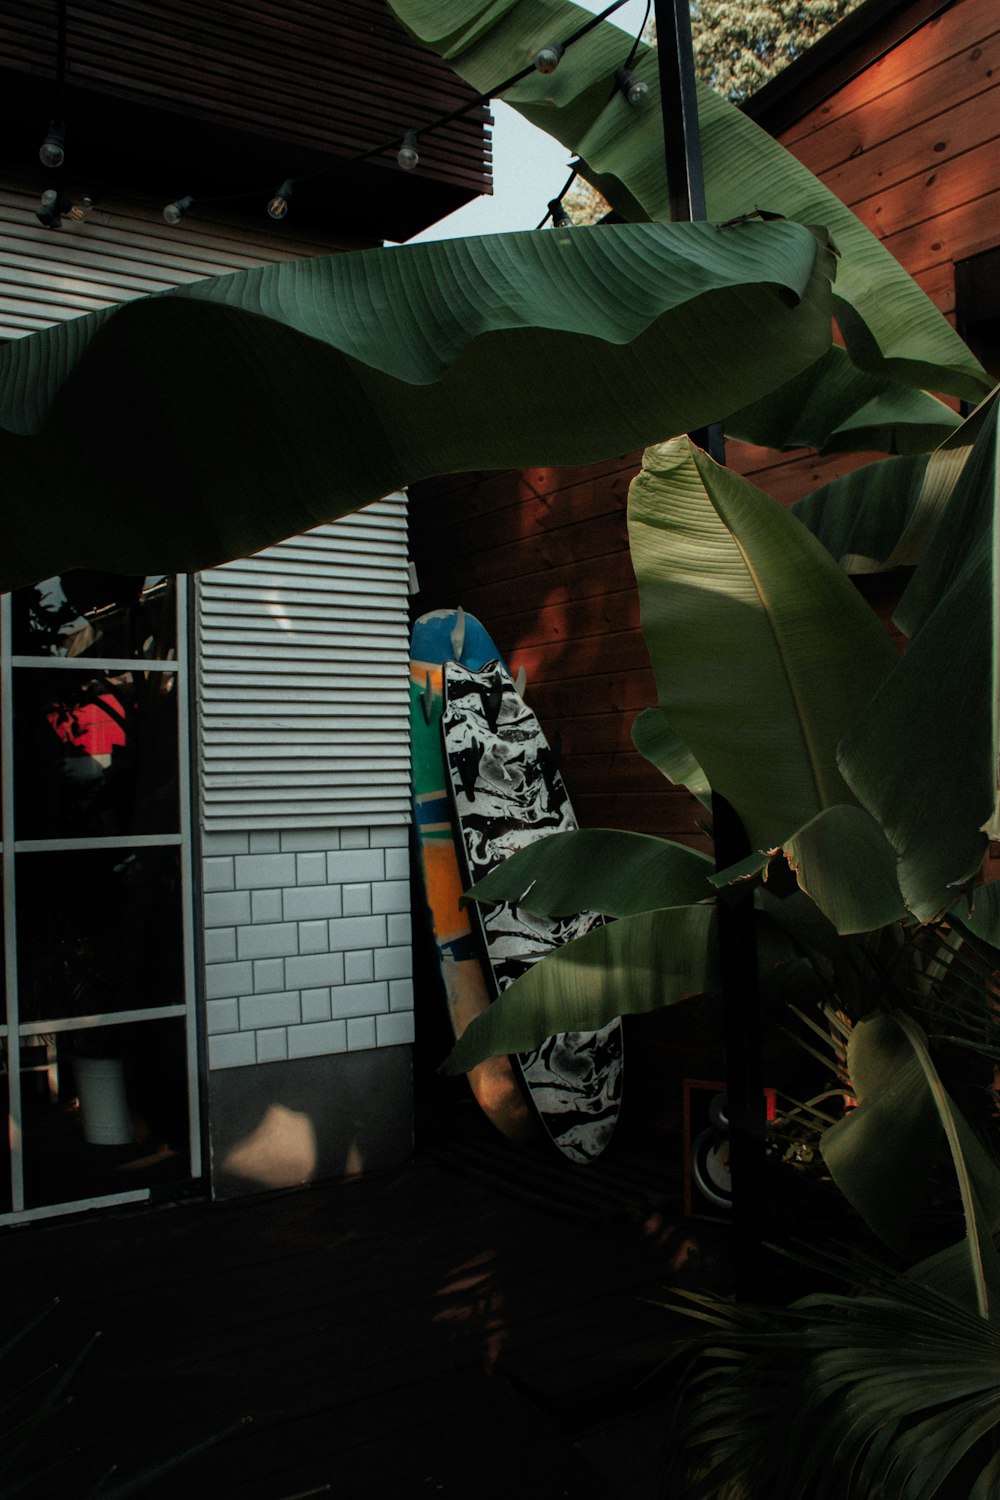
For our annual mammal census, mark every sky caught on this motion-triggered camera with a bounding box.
[403,0,650,244]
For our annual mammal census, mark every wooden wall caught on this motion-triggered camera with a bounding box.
[409,457,709,850]
[734,0,1000,502]
[410,0,998,856]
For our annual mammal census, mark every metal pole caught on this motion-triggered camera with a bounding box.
[651,0,769,1300]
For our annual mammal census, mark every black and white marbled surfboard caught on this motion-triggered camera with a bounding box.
[441,659,623,1163]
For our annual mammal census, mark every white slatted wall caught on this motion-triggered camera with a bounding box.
[1,173,411,834]
[0,177,367,340]
[197,496,411,831]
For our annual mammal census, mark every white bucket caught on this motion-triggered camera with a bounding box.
[73,1055,134,1146]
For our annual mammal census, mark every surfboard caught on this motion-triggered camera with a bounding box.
[410,609,537,1144]
[441,657,623,1164]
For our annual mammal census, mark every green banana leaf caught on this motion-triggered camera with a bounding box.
[0,220,834,592]
[631,707,711,805]
[711,805,906,935]
[725,346,960,456]
[386,0,990,405]
[821,1010,1000,1315]
[838,393,1000,922]
[793,453,931,573]
[953,882,1000,950]
[627,437,898,850]
[462,827,714,916]
[442,902,717,1073]
[794,393,993,574]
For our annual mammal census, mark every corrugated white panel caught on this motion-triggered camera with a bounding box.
[0,178,367,340]
[198,494,411,830]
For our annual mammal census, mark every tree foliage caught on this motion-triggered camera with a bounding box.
[692,0,865,102]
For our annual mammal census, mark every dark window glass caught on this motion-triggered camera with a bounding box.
[15,847,184,1024]
[10,574,177,660]
[13,668,179,839]
[20,1017,190,1210]
[956,247,1000,383]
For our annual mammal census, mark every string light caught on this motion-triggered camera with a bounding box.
[73,0,638,233]
[35,188,65,228]
[266,179,293,220]
[548,198,572,228]
[616,64,648,106]
[397,131,420,171]
[534,42,564,74]
[39,119,65,169]
[163,195,193,225]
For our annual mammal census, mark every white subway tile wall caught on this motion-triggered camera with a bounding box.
[205,826,412,1070]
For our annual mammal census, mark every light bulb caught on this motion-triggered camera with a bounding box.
[35,189,62,229]
[616,65,648,106]
[267,179,293,220]
[397,132,419,172]
[39,120,65,169]
[534,42,564,74]
[548,198,572,229]
[163,195,193,226]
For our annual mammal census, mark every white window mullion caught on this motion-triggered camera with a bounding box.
[1,593,25,1212]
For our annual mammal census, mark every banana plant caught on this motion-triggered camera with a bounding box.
[0,217,842,593]
[446,400,1000,1324]
[386,0,991,409]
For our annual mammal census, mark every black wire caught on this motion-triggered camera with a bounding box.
[163,0,634,216]
[535,165,580,229]
[54,0,67,103]
[624,0,653,68]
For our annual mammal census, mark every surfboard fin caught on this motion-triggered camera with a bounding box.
[455,738,483,801]
[450,606,466,663]
[420,671,435,725]
[482,673,504,733]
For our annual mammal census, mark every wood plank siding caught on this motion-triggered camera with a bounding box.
[409,461,710,848]
[0,1,491,242]
[410,0,998,849]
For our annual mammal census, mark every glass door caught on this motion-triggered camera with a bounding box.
[0,573,200,1222]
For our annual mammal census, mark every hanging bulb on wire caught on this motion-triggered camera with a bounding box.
[163,195,193,226]
[267,179,293,220]
[534,42,564,74]
[35,188,64,229]
[548,198,572,229]
[616,64,648,106]
[39,119,65,169]
[397,131,419,171]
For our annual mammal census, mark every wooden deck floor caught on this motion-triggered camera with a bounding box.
[2,1103,733,1500]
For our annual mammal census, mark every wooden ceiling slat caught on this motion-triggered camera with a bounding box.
[0,0,491,238]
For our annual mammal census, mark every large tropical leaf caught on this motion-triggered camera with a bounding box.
[725,346,960,456]
[0,220,834,592]
[630,707,711,805]
[838,393,1000,922]
[794,393,994,574]
[442,902,716,1072]
[821,1010,1000,1314]
[711,804,906,935]
[462,827,714,916]
[627,437,898,849]
[662,1266,1000,1500]
[387,0,990,404]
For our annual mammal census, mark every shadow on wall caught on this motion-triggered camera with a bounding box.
[208,1046,413,1199]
